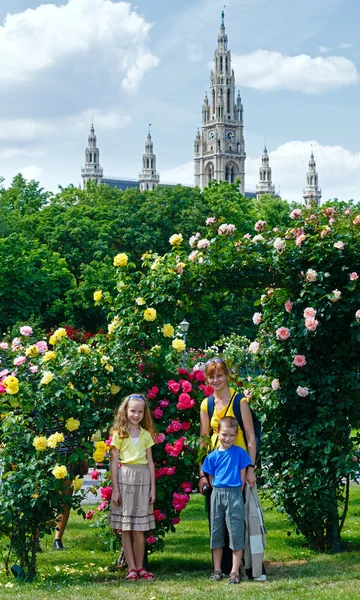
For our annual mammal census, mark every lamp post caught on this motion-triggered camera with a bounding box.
[179,319,190,369]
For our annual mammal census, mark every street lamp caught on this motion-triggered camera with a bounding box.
[179,319,190,369]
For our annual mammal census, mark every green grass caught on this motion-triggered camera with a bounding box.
[1,487,360,599]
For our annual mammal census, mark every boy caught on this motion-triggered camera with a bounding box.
[202,415,252,584]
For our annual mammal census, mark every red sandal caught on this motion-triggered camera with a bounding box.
[125,569,138,581]
[137,568,156,580]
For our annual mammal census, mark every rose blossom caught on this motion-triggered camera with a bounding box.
[147,386,159,399]
[197,238,210,249]
[350,272,358,281]
[252,312,262,325]
[305,317,318,331]
[29,365,38,373]
[331,289,341,302]
[296,234,306,247]
[20,326,33,337]
[13,356,27,367]
[153,510,166,521]
[303,307,316,319]
[0,342,9,350]
[254,220,266,232]
[177,393,195,410]
[227,224,236,234]
[97,501,108,511]
[296,386,309,397]
[155,433,166,444]
[90,469,100,480]
[172,517,180,525]
[306,269,317,282]
[356,310,360,319]
[293,355,306,367]
[182,422,191,430]
[243,233,251,239]
[159,399,170,408]
[193,369,206,382]
[252,234,265,243]
[206,217,216,225]
[188,250,199,261]
[189,233,200,247]
[353,215,360,225]
[218,224,229,235]
[333,241,344,250]
[85,510,94,520]
[181,380,192,393]
[100,486,112,501]
[0,369,9,377]
[146,535,156,544]
[152,407,163,419]
[271,379,280,390]
[181,482,193,493]
[274,237,285,251]
[166,467,176,476]
[248,341,260,354]
[168,380,181,394]
[276,327,290,341]
[285,299,293,313]
[203,385,214,396]
[290,209,302,219]
[36,340,48,353]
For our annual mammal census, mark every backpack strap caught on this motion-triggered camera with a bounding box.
[207,394,215,421]
[232,392,245,433]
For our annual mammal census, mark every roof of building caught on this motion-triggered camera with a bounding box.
[101,177,261,197]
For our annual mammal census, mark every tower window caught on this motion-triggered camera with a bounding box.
[89,153,92,162]
[220,56,223,71]
[94,153,96,162]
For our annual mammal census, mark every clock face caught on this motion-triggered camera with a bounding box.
[208,129,215,141]
[226,129,235,142]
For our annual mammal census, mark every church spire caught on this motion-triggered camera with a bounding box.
[81,122,103,188]
[303,149,322,205]
[256,145,275,199]
[139,125,160,191]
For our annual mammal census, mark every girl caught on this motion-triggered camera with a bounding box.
[109,394,156,581]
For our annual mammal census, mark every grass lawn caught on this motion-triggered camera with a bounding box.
[1,486,360,599]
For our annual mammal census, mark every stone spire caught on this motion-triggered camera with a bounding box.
[256,145,275,199]
[139,125,160,191]
[303,150,322,205]
[194,9,246,193]
[81,121,103,188]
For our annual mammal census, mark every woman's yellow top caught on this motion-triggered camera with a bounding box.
[200,387,247,450]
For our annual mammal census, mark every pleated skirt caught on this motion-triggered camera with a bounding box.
[108,464,155,532]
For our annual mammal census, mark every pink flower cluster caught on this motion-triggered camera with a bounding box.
[97,501,108,511]
[172,492,190,511]
[276,327,290,341]
[153,509,166,521]
[156,466,176,480]
[165,437,186,457]
[203,385,214,396]
[176,393,195,410]
[155,433,166,444]
[293,355,306,367]
[290,209,302,220]
[85,510,94,520]
[166,420,190,433]
[254,220,266,232]
[90,469,100,480]
[148,386,159,400]
[285,299,293,313]
[180,482,193,493]
[20,326,33,337]
[100,486,112,501]
[146,534,156,544]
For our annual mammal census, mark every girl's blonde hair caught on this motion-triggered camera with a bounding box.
[111,393,156,440]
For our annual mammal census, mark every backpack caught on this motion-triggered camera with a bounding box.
[207,392,262,461]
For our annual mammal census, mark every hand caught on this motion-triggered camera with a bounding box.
[246,468,256,488]
[111,490,121,505]
[149,488,156,504]
[198,477,209,496]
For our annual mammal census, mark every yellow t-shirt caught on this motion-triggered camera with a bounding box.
[111,427,154,464]
[200,388,247,450]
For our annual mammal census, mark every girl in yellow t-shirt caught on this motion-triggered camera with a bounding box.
[109,394,156,581]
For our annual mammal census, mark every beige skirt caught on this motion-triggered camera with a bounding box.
[108,464,155,532]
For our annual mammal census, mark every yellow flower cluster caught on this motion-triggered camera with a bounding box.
[40,371,54,386]
[65,417,80,432]
[3,376,19,395]
[43,350,56,362]
[93,290,103,302]
[105,364,114,372]
[33,436,47,451]
[113,253,128,267]
[52,465,68,479]
[169,233,183,246]
[25,344,39,357]
[136,297,145,305]
[47,432,64,449]
[172,338,185,352]
[110,384,121,395]
[78,344,90,354]
[143,308,157,322]
[93,440,107,463]
[49,328,67,346]
[72,476,83,491]
[108,323,115,334]
[162,324,174,338]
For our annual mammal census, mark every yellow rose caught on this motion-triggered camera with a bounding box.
[65,417,80,432]
[113,253,128,267]
[72,476,83,491]
[40,371,54,385]
[169,233,183,246]
[105,364,114,372]
[162,324,174,338]
[33,436,47,451]
[3,376,19,395]
[93,449,105,463]
[108,323,115,334]
[110,384,121,395]
[93,290,103,302]
[143,308,157,322]
[47,432,64,449]
[52,465,68,479]
[68,381,74,389]
[172,338,185,352]
[25,344,39,357]
[78,344,90,354]
[95,441,108,453]
[49,328,67,345]
[92,376,98,385]
[136,297,145,305]
[32,493,39,499]
[43,351,56,362]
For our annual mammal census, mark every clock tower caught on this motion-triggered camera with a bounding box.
[194,10,246,193]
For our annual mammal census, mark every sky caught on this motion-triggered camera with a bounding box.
[0,0,359,202]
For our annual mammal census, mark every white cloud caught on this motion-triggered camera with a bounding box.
[0,0,159,91]
[0,119,54,142]
[19,165,44,181]
[0,148,47,160]
[162,161,194,185]
[319,46,331,54]
[231,50,360,93]
[338,42,353,49]
[186,44,204,62]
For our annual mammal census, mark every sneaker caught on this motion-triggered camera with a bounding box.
[53,539,64,550]
[254,574,267,581]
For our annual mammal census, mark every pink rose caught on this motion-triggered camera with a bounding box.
[100,486,112,501]
[248,341,260,354]
[254,220,266,232]
[293,355,306,367]
[152,407,163,419]
[290,209,302,220]
[181,380,192,393]
[0,342,9,350]
[252,312,262,325]
[331,289,341,302]
[0,369,9,378]
[178,368,189,375]
[153,510,166,521]
[155,433,166,444]
[203,385,214,397]
[296,234,306,247]
[146,535,156,544]
[176,393,195,410]
[86,510,94,520]
[181,422,191,430]
[90,469,100,480]
[97,501,108,511]
[350,272,358,281]
[334,241,344,250]
[181,482,192,493]
[193,370,205,382]
[303,307,316,319]
[353,215,360,225]
[169,420,183,432]
[206,217,216,225]
[172,517,180,525]
[276,327,290,341]
[356,310,360,319]
[306,269,317,282]
[166,467,176,475]
[168,380,181,394]
[106,437,112,447]
[296,386,309,397]
[147,386,159,400]
[285,299,293,313]
[305,317,318,331]
[20,326,33,337]
[36,341,48,353]
[271,379,280,390]
[159,399,170,408]
[29,365,38,373]
[13,356,27,367]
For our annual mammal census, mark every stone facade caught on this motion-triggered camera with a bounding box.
[256,145,275,199]
[139,128,160,191]
[81,123,103,187]
[303,151,322,205]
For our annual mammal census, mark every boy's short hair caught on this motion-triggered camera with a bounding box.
[218,416,238,432]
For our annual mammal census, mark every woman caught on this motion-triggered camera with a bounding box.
[198,357,259,577]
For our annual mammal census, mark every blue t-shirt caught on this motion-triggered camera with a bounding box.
[203,444,252,487]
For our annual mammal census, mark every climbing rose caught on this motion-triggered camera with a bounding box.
[155,433,166,444]
[13,356,27,367]
[276,327,290,340]
[181,380,192,393]
[152,407,163,419]
[144,308,157,321]
[169,233,183,246]
[162,324,174,338]
[331,289,341,302]
[305,317,318,331]
[297,386,309,397]
[248,341,260,354]
[90,470,100,480]
[206,217,216,225]
[254,220,266,232]
[290,209,302,219]
[204,385,214,396]
[66,417,80,432]
[100,486,113,501]
[355,310,360,319]
[252,312,262,325]
[350,272,358,281]
[168,380,181,393]
[86,510,94,520]
[274,237,285,251]
[285,300,293,313]
[172,339,185,352]
[40,371,54,386]
[20,326,33,336]
[271,379,280,390]
[113,253,128,267]
[293,355,306,367]
[52,465,68,479]
[197,238,210,249]
[303,307,316,319]
[334,241,344,250]
[146,535,156,544]
[93,290,103,302]
[306,269,317,282]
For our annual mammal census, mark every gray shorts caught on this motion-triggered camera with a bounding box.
[210,487,245,551]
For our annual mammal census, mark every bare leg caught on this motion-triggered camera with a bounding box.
[132,531,145,571]
[231,549,242,575]
[212,548,223,572]
[121,531,136,572]
[55,481,73,541]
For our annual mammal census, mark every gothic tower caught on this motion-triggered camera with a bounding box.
[81,122,103,188]
[194,10,246,193]
[303,151,322,205]
[256,145,275,199]
[139,126,160,191]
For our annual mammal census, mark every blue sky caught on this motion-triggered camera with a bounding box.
[0,0,359,201]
